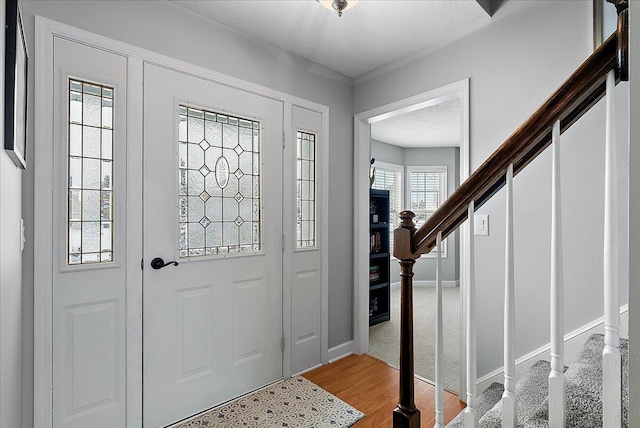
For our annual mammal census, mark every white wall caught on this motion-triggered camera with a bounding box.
[20,1,355,425]
[1,1,25,426]
[356,0,630,378]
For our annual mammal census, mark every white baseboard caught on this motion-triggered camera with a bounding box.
[477,304,629,392]
[293,363,323,376]
[390,280,460,290]
[328,340,354,363]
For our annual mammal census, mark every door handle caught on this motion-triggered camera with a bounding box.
[151,257,179,270]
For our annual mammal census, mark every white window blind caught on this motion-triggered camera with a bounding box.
[408,166,447,257]
[372,162,403,249]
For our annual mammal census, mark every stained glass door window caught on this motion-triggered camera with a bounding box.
[296,131,316,248]
[67,79,114,264]
[178,106,261,257]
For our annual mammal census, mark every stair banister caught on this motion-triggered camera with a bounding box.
[391,8,628,428]
[463,201,477,428]
[549,120,566,428]
[435,232,445,428]
[603,68,622,427]
[502,164,516,427]
[393,211,421,428]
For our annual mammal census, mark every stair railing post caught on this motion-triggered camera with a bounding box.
[393,211,421,428]
[549,120,566,428]
[464,201,477,428]
[435,232,445,428]
[603,68,622,427]
[502,164,517,428]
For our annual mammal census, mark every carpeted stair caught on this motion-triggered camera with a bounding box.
[446,334,629,428]
[447,383,504,428]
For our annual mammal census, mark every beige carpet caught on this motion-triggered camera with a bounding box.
[368,286,460,393]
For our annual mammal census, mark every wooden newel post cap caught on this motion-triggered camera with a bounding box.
[606,0,627,14]
[399,211,417,233]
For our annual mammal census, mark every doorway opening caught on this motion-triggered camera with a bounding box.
[353,79,470,396]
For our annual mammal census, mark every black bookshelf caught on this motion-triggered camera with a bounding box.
[369,189,391,326]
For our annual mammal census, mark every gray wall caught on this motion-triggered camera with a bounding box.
[371,139,404,166]
[628,3,639,426]
[19,1,355,426]
[357,0,630,378]
[371,140,460,283]
[0,1,25,427]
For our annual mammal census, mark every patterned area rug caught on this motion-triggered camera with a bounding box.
[170,376,365,428]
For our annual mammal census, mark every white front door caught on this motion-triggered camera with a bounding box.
[142,64,284,427]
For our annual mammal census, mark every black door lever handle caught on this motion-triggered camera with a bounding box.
[151,257,179,270]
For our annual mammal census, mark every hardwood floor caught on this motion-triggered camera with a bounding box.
[303,354,466,427]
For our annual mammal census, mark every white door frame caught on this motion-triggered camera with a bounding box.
[34,16,329,428]
[353,79,470,397]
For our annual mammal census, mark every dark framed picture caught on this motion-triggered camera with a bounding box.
[4,0,28,169]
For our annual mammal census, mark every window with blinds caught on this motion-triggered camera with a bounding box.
[372,163,403,249]
[408,166,447,257]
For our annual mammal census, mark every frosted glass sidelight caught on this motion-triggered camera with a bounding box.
[82,190,101,222]
[296,131,316,248]
[83,94,101,127]
[83,158,101,189]
[178,105,262,257]
[67,79,115,265]
[83,127,101,158]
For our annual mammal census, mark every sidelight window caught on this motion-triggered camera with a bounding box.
[296,131,316,248]
[67,79,114,265]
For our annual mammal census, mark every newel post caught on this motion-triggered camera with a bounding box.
[393,211,421,428]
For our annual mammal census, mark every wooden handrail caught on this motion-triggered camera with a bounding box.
[392,9,628,428]
[411,11,628,256]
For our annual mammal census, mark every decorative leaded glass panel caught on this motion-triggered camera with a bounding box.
[67,79,114,265]
[179,105,261,257]
[296,131,316,248]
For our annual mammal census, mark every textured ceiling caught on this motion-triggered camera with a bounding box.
[371,98,461,148]
[170,0,491,78]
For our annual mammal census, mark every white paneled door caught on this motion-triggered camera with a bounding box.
[52,38,128,428]
[142,64,284,427]
[286,107,323,374]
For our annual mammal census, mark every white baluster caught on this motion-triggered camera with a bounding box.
[435,231,445,428]
[549,120,566,428]
[603,69,622,427]
[502,164,516,428]
[464,202,478,428]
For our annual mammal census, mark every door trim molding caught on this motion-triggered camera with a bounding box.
[34,16,329,428]
[352,78,470,397]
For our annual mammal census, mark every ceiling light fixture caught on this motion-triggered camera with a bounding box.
[317,0,359,17]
